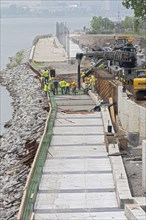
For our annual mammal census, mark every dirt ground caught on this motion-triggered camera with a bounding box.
[68,34,146,198]
[70,34,146,51]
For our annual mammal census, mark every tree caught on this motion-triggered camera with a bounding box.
[122,0,146,19]
[121,16,133,29]
[90,16,115,34]
[90,16,103,33]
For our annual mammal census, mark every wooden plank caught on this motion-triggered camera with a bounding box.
[109,97,116,124]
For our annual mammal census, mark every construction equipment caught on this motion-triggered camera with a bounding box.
[77,49,137,68]
[133,69,146,100]
[114,35,133,45]
[113,35,134,51]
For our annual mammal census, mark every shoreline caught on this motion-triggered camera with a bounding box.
[0,86,13,135]
[0,49,49,219]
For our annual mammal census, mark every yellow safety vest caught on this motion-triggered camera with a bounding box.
[43,70,49,77]
[60,81,66,87]
[81,72,85,77]
[66,82,70,87]
[44,84,48,91]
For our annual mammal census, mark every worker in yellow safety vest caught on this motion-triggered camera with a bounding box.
[81,71,86,82]
[65,82,70,94]
[49,77,55,95]
[59,80,66,95]
[98,63,105,69]
[43,83,50,97]
[43,69,49,83]
[70,81,76,95]
[90,75,96,92]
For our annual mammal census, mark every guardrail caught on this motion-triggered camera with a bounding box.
[17,95,56,220]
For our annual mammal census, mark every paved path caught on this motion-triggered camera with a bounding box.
[33,36,84,75]
[34,94,127,220]
[33,36,83,63]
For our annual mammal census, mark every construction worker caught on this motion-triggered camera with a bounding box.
[70,81,76,95]
[43,83,50,97]
[81,71,85,82]
[59,80,66,95]
[53,78,59,95]
[90,74,96,92]
[43,69,49,84]
[83,81,89,95]
[84,76,90,85]
[98,63,105,69]
[65,82,70,95]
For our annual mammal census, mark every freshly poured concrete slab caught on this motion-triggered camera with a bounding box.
[56,99,95,106]
[55,94,96,111]
[54,95,92,101]
[43,158,111,173]
[54,118,103,126]
[47,145,107,157]
[34,192,118,210]
[53,126,104,134]
[56,112,101,119]
[50,134,104,146]
[57,105,96,111]
[39,173,115,190]
[35,211,127,220]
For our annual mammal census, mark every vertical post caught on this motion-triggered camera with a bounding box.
[142,140,146,195]
[78,60,81,90]
[76,53,83,90]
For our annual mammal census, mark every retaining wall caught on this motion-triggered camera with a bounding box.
[118,86,146,142]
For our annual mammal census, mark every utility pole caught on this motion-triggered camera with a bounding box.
[118,10,120,33]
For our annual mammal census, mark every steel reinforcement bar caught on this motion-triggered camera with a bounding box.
[17,95,56,220]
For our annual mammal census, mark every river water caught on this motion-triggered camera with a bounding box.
[0,16,91,134]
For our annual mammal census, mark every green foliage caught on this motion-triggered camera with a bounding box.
[124,30,146,38]
[122,0,146,19]
[15,50,24,65]
[120,16,146,33]
[121,16,134,29]
[6,50,24,69]
[90,16,115,34]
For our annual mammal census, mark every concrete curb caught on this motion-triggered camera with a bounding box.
[89,91,133,209]
[125,204,146,220]
[108,143,133,209]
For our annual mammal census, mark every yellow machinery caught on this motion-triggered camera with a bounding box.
[114,35,133,45]
[133,69,146,100]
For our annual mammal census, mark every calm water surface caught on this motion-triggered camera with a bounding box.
[0,16,91,134]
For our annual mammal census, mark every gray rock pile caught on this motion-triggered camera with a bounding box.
[0,49,48,220]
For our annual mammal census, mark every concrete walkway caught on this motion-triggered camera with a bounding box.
[33,36,84,75]
[34,94,127,220]
[33,36,83,63]
[33,37,68,62]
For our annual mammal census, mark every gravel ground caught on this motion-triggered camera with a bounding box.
[0,49,49,219]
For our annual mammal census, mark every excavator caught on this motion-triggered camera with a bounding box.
[133,69,146,100]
